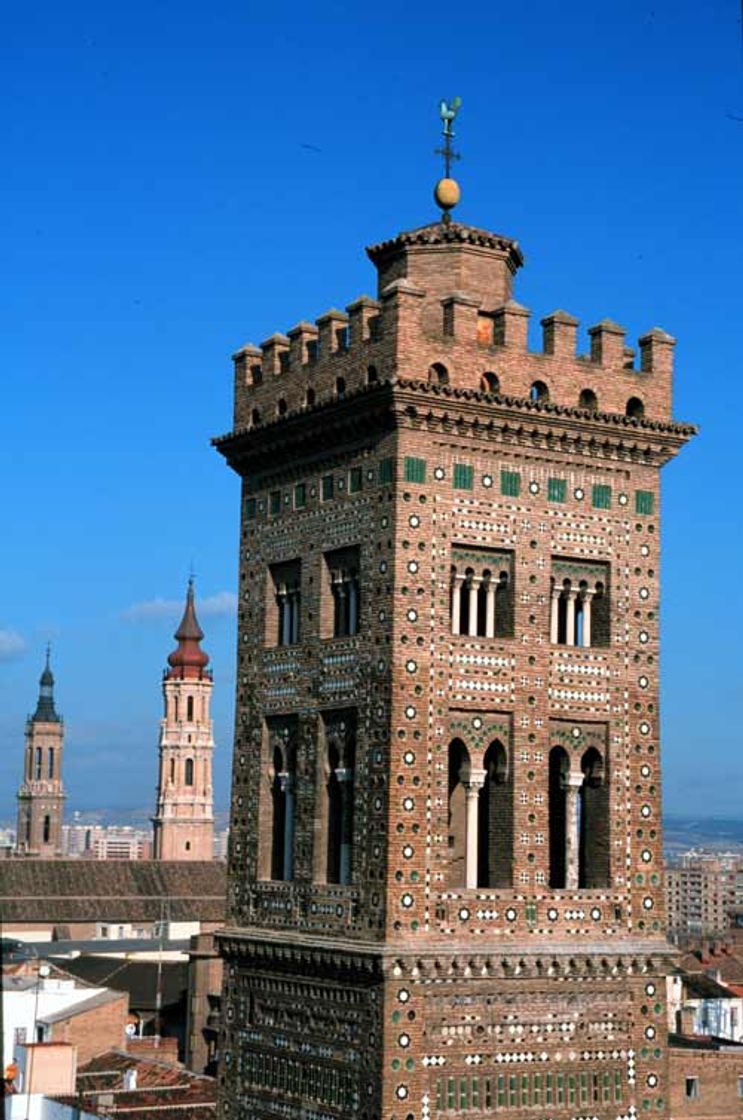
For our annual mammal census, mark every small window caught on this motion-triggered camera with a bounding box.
[404,457,426,484]
[251,407,261,426]
[321,475,334,502]
[592,484,612,510]
[428,362,449,386]
[626,396,645,419]
[579,388,598,411]
[501,470,521,497]
[737,1075,743,1099]
[548,477,567,503]
[379,458,395,485]
[269,560,302,647]
[294,483,306,509]
[481,371,499,393]
[348,468,362,494]
[270,490,282,515]
[43,815,51,843]
[530,380,549,403]
[277,398,287,416]
[306,339,318,363]
[367,365,378,384]
[635,489,654,515]
[685,1077,699,1100]
[325,547,361,638]
[305,387,316,407]
[453,463,474,490]
[245,497,257,521]
[185,758,194,786]
[187,696,194,721]
[185,840,191,851]
[336,377,346,399]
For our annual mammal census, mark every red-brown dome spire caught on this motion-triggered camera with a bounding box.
[166,579,211,679]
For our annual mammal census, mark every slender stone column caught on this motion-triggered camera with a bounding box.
[279,772,296,880]
[550,588,561,644]
[278,586,291,645]
[335,767,354,885]
[468,576,480,637]
[565,590,578,647]
[485,578,496,638]
[563,772,584,889]
[451,573,465,634]
[580,589,594,648]
[464,768,486,888]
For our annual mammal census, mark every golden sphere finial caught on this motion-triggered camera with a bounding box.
[434,176,461,215]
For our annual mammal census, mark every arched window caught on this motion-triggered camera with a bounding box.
[549,747,570,888]
[367,365,378,384]
[185,841,191,851]
[428,362,449,386]
[336,376,346,399]
[185,758,194,786]
[251,407,261,426]
[187,696,194,722]
[450,555,514,639]
[477,740,511,888]
[43,815,51,844]
[626,396,645,419]
[169,758,175,783]
[35,747,42,780]
[277,397,287,416]
[481,371,500,394]
[579,748,609,887]
[270,738,296,881]
[48,749,54,780]
[324,718,356,885]
[305,386,316,407]
[85,828,92,851]
[447,740,470,888]
[530,380,549,403]
[579,388,598,411]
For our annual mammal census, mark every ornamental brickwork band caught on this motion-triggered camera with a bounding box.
[214,194,696,1118]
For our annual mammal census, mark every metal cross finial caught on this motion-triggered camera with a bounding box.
[436,97,462,178]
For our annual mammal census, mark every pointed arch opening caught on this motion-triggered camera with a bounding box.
[549,747,570,888]
[579,747,609,888]
[447,740,470,888]
[477,740,512,888]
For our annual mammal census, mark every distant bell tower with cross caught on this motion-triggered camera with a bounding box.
[15,649,66,858]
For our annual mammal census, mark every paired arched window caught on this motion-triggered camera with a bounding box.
[185,758,194,786]
[550,569,609,648]
[448,738,512,889]
[481,371,500,394]
[450,553,514,639]
[428,362,449,386]
[270,735,297,882]
[549,746,609,889]
[530,380,549,403]
[626,396,645,419]
[579,388,598,411]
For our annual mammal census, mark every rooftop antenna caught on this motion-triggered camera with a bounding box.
[434,97,462,224]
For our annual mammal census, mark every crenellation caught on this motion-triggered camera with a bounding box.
[492,299,531,350]
[639,327,676,374]
[259,331,289,377]
[287,320,319,369]
[589,319,626,367]
[441,290,480,338]
[316,307,349,356]
[541,309,580,358]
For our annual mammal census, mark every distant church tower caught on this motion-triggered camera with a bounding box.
[15,650,66,857]
[152,581,215,860]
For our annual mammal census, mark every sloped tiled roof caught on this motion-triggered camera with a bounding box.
[0,861,226,922]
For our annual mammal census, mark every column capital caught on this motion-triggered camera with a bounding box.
[562,771,584,791]
[464,767,487,794]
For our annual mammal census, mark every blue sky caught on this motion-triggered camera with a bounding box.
[1,0,741,821]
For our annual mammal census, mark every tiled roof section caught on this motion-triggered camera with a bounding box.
[0,861,226,922]
[683,972,738,1000]
[58,959,188,1012]
[366,220,524,265]
[54,1049,217,1118]
[669,1032,743,1051]
[679,949,743,984]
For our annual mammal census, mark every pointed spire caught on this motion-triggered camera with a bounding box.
[33,646,60,722]
[167,579,210,679]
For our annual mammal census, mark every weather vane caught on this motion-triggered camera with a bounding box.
[434,97,462,224]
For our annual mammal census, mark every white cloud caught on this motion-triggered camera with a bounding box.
[122,591,237,622]
[0,628,27,660]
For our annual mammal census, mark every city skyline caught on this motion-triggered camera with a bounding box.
[2,0,742,819]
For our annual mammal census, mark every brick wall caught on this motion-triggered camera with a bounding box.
[669,1046,743,1119]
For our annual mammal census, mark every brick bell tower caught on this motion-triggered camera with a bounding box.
[152,579,215,861]
[15,649,66,857]
[214,111,696,1120]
